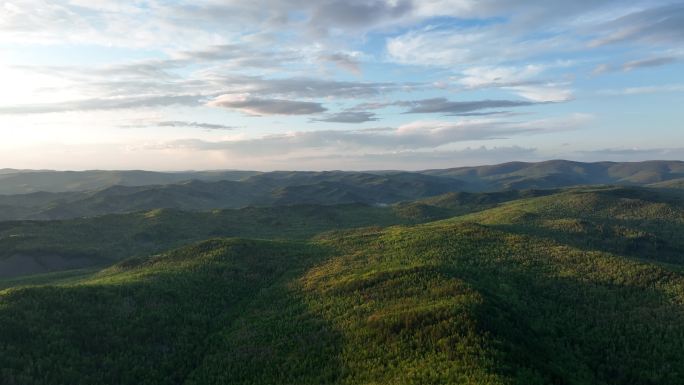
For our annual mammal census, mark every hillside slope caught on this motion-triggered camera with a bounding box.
[1,188,684,384]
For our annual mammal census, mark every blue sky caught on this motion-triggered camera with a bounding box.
[0,0,682,170]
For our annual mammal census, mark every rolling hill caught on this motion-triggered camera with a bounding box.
[1,161,683,221]
[0,189,547,279]
[1,186,684,384]
[0,172,465,221]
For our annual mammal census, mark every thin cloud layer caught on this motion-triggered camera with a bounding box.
[623,57,678,71]
[157,121,235,130]
[151,114,590,156]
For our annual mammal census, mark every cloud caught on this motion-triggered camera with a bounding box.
[3,0,680,172]
[458,65,545,88]
[623,57,678,71]
[307,0,413,31]
[312,111,378,123]
[385,23,582,69]
[591,56,679,76]
[448,111,523,117]
[456,65,574,102]
[592,64,612,75]
[149,114,589,156]
[173,44,305,70]
[4,1,678,56]
[320,52,362,74]
[401,98,537,114]
[207,94,327,115]
[157,121,235,130]
[287,146,540,170]
[575,147,684,161]
[169,0,417,40]
[0,95,203,114]
[589,3,684,47]
[598,84,684,96]
[4,61,419,115]
[205,75,413,99]
[510,85,573,103]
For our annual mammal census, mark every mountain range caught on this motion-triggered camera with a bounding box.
[0,160,682,221]
[1,160,684,384]
[2,184,683,384]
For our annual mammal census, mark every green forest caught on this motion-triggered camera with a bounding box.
[1,185,683,384]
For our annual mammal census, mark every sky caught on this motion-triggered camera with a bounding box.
[0,0,683,171]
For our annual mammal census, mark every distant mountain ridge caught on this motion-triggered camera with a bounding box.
[0,160,682,221]
[0,172,465,220]
[422,159,684,190]
[0,169,261,195]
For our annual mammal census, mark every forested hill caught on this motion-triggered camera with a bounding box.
[0,189,552,279]
[1,160,683,221]
[1,185,684,384]
[3,160,683,195]
[0,172,465,221]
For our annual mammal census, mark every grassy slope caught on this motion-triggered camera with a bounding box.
[1,187,684,384]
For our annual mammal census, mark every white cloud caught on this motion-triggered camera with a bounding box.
[456,65,573,102]
[511,85,573,103]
